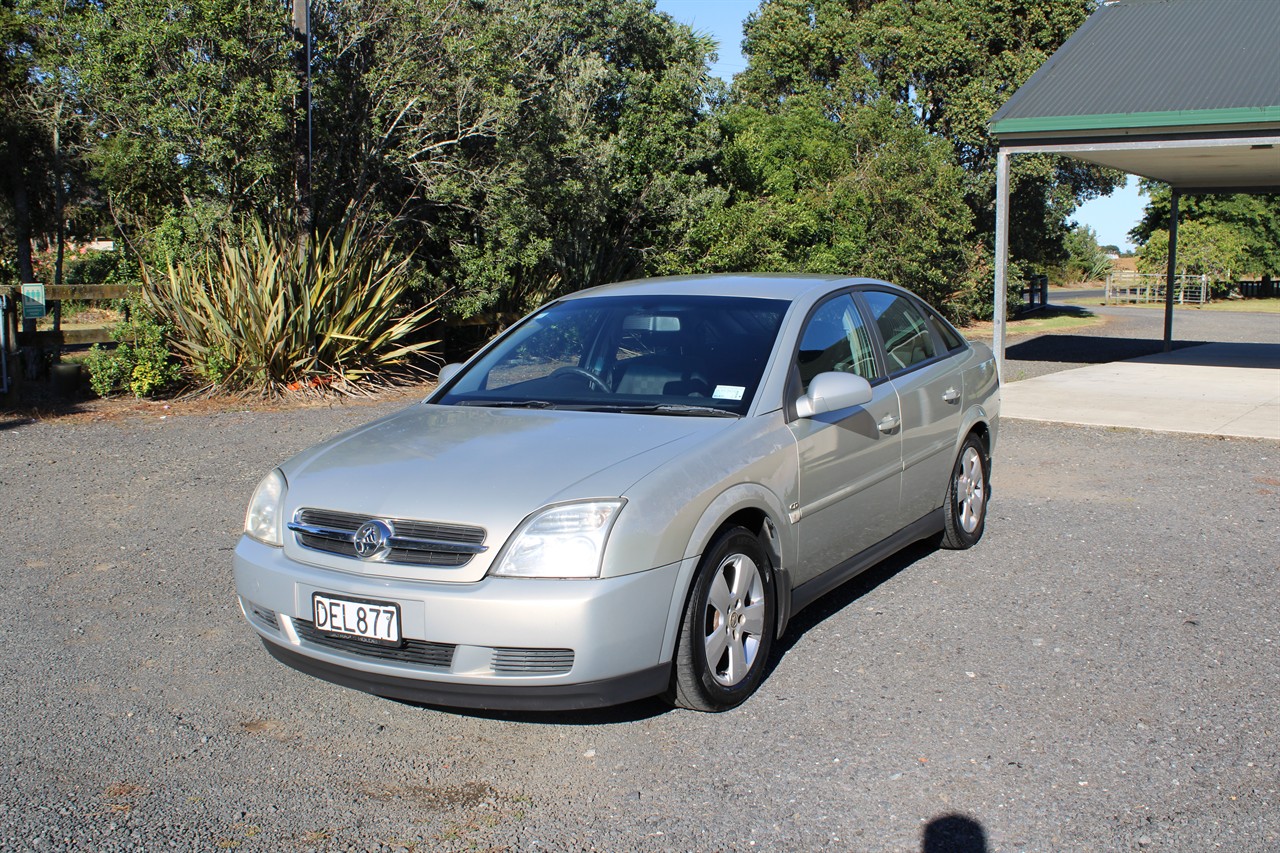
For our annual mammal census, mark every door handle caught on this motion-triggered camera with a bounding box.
[877,414,900,433]
[942,387,960,403]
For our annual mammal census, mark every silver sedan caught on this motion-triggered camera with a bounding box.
[234,274,999,712]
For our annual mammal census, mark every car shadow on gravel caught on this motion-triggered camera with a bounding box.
[766,539,936,668]
[403,542,938,725]
[1006,333,1206,365]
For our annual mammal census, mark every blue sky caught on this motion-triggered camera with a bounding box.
[653,0,1147,251]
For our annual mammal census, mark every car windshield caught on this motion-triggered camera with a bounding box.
[437,294,790,416]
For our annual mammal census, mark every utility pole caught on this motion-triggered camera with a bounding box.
[292,0,312,249]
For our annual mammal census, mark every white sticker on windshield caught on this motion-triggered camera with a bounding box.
[713,385,745,401]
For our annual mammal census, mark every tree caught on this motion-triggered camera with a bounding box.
[0,0,40,285]
[733,0,1125,271]
[655,99,976,315]
[1,0,95,287]
[1131,183,1280,277]
[3,0,726,320]
[1136,220,1248,289]
[74,0,297,260]
[1057,224,1111,286]
[309,0,723,320]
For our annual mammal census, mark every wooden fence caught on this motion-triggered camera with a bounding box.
[4,283,129,347]
[1019,274,1050,313]
[2,284,130,395]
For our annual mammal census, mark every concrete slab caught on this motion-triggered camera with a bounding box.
[1001,342,1280,440]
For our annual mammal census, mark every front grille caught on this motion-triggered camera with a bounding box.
[290,508,487,567]
[293,619,456,668]
[492,648,575,675]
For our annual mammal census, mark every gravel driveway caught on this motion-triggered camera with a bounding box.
[2,399,1277,851]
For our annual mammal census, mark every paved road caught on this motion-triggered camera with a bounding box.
[2,404,1277,851]
[995,295,1280,381]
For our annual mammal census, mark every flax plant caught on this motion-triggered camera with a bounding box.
[145,218,438,396]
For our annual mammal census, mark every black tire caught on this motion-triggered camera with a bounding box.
[667,526,776,712]
[940,434,989,550]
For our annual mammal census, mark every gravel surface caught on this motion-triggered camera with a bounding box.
[2,400,1278,852]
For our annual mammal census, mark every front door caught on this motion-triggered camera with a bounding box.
[788,293,904,584]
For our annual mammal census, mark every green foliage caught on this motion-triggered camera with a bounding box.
[75,0,296,244]
[84,305,182,398]
[1055,224,1112,285]
[7,0,1135,352]
[311,0,723,320]
[3,0,101,284]
[737,0,1090,162]
[655,100,974,316]
[1136,221,1249,294]
[733,0,1125,270]
[940,244,1024,325]
[1131,185,1280,276]
[84,345,126,398]
[144,216,439,395]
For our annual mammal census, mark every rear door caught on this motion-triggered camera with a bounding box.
[859,289,965,524]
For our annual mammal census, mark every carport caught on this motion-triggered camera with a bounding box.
[987,0,1280,381]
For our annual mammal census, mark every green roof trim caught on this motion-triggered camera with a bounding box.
[992,106,1280,136]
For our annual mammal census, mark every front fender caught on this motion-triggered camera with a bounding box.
[656,483,794,663]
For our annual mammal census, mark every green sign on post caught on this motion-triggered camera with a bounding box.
[21,283,46,320]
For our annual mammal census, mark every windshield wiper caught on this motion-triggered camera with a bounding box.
[584,403,741,418]
[455,399,557,409]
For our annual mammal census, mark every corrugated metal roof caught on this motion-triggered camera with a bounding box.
[991,0,1280,135]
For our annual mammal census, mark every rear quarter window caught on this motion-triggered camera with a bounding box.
[928,311,966,352]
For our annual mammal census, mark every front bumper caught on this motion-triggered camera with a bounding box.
[233,536,683,710]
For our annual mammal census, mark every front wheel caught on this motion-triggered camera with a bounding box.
[667,527,776,712]
[940,434,989,550]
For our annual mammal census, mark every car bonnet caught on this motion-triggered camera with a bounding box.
[274,403,724,582]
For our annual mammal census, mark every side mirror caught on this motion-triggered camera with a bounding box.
[794,372,874,419]
[436,363,464,387]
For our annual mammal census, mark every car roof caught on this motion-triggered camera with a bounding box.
[560,273,907,304]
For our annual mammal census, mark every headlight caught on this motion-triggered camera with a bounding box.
[490,500,625,579]
[244,469,287,546]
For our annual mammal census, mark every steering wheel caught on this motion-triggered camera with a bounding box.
[550,366,610,393]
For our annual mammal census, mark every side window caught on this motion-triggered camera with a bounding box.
[795,294,878,393]
[863,291,938,373]
[928,311,966,352]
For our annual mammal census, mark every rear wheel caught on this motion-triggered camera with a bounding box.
[940,434,988,550]
[667,527,776,712]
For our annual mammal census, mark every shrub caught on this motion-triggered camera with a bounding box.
[1055,224,1113,286]
[942,245,1024,326]
[84,305,182,398]
[145,217,439,396]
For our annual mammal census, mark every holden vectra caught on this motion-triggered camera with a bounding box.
[234,274,999,712]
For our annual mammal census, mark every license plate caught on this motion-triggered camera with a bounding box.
[312,593,401,644]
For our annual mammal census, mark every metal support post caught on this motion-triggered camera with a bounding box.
[1163,190,1179,352]
[993,149,1011,381]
